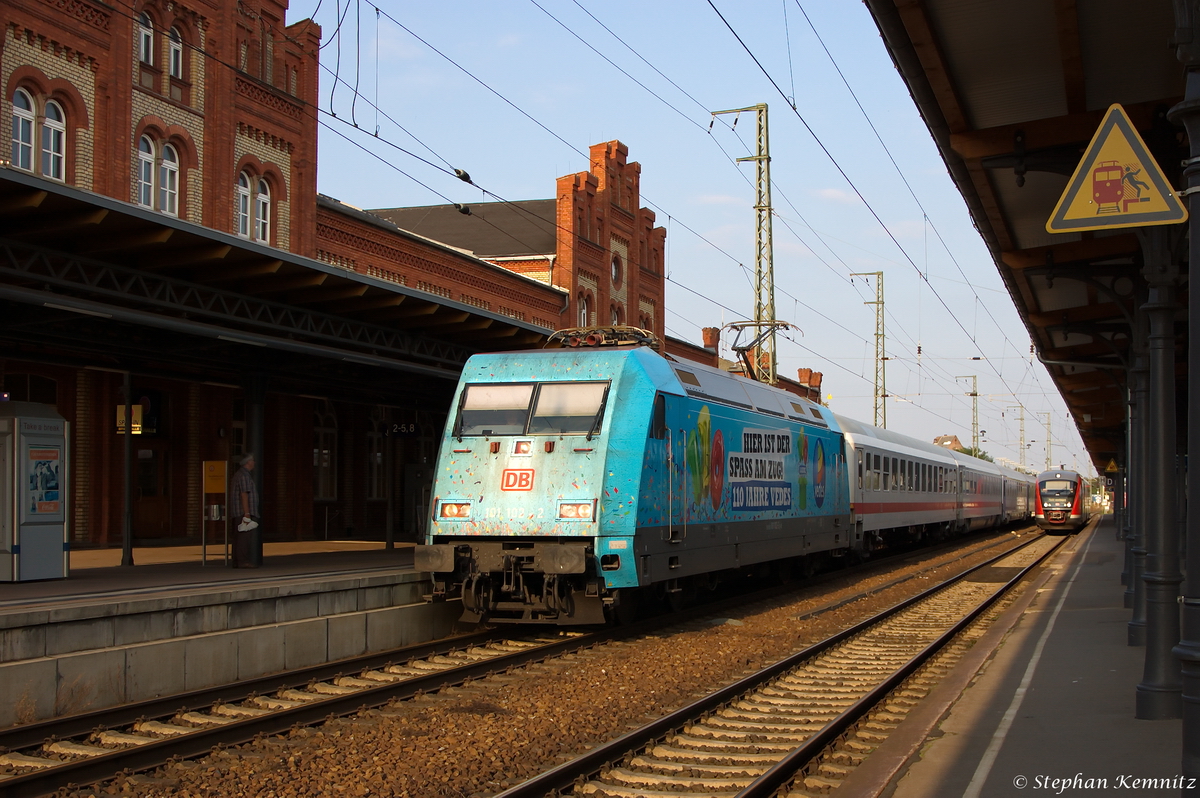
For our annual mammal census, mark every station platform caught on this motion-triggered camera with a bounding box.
[842,515,1187,797]
[0,540,459,729]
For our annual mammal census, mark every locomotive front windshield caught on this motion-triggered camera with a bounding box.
[456,381,609,436]
[1040,480,1075,495]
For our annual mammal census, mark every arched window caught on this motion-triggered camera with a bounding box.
[10,89,34,171]
[611,253,622,287]
[254,179,270,242]
[611,304,622,326]
[138,13,155,65]
[169,28,183,79]
[159,143,178,216]
[41,101,65,181]
[137,136,155,208]
[578,294,590,328]
[235,171,272,243]
[138,135,185,215]
[235,172,251,238]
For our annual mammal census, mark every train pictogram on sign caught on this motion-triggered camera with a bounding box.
[1047,104,1187,233]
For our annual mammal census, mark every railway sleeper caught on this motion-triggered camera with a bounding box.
[95,730,156,747]
[134,720,194,737]
[724,705,842,722]
[627,756,771,777]
[704,717,826,734]
[44,740,110,757]
[668,733,798,753]
[649,744,785,765]
[178,711,236,726]
[602,765,756,791]
[685,725,816,744]
[309,681,361,694]
[0,752,57,769]
[211,703,270,718]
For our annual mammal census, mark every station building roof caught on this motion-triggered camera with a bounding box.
[370,200,558,259]
[0,168,557,405]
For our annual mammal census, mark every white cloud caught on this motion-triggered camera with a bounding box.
[813,188,860,205]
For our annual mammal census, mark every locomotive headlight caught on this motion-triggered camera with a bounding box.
[514,440,533,455]
[439,501,472,519]
[558,501,595,520]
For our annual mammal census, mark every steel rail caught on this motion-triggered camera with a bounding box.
[494,531,1063,798]
[0,630,613,798]
[736,533,1071,797]
[0,628,502,754]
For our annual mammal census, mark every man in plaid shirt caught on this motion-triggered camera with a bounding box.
[231,452,260,567]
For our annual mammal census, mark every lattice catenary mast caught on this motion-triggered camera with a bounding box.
[852,272,886,427]
[712,103,788,384]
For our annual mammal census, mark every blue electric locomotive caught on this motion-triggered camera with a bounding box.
[414,332,1033,625]
[415,337,854,624]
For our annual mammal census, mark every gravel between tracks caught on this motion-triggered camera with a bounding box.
[68,530,1037,798]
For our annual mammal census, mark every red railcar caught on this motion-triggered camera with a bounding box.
[1033,469,1088,533]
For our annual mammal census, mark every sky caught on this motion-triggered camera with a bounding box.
[298,0,1095,476]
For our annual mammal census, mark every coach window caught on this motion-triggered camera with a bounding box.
[882,456,890,491]
[856,449,863,489]
[873,454,880,491]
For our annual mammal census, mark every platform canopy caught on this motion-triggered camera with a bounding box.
[864,0,1185,471]
[0,169,553,404]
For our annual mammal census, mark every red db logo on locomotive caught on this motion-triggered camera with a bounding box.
[501,469,535,491]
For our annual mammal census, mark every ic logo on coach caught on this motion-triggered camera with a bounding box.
[501,469,535,491]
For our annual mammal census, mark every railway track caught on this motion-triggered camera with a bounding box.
[0,527,1035,797]
[0,630,596,798]
[496,532,1065,798]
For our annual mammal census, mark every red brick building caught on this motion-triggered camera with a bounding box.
[1,0,819,557]
[371,140,667,339]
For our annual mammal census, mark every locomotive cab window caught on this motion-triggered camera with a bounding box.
[457,384,534,436]
[1041,480,1074,495]
[529,382,609,435]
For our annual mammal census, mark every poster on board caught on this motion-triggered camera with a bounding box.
[27,445,61,515]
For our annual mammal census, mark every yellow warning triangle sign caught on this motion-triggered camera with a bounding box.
[1046,104,1187,233]
[1105,459,1119,473]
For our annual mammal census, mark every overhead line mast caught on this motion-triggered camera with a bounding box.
[852,272,886,427]
[712,103,789,385]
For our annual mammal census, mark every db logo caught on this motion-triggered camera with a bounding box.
[501,469,534,491]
